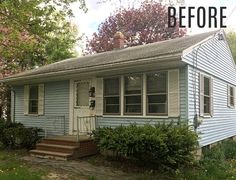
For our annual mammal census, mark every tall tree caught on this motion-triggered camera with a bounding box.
[227,31,236,61]
[0,0,86,75]
[0,0,86,120]
[86,0,186,54]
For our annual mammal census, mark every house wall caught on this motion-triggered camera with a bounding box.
[97,67,188,127]
[12,80,70,136]
[183,32,236,147]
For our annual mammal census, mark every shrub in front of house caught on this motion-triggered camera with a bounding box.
[93,123,198,170]
[0,118,42,149]
[202,139,236,162]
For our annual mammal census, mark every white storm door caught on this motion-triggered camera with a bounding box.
[73,81,90,132]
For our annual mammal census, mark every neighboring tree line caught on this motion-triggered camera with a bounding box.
[227,31,236,61]
[85,1,186,54]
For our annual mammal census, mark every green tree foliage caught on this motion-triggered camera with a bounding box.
[0,0,86,120]
[227,31,236,62]
[0,0,86,75]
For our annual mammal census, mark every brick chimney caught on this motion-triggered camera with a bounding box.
[113,31,125,49]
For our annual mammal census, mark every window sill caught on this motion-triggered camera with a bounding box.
[102,115,170,119]
[202,114,212,118]
[228,105,235,109]
[24,114,43,117]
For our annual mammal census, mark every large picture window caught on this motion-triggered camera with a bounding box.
[124,75,142,114]
[29,85,39,114]
[103,78,120,114]
[146,72,168,115]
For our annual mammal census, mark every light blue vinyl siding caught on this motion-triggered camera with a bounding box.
[97,67,188,127]
[183,32,236,147]
[13,80,70,136]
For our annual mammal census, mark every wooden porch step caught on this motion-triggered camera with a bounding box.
[30,136,98,160]
[36,143,79,154]
[41,138,79,146]
[30,149,73,160]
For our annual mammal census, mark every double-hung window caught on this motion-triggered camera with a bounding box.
[200,74,213,116]
[228,85,235,108]
[29,85,39,114]
[24,84,44,115]
[124,75,142,114]
[203,76,211,114]
[103,78,120,114]
[146,72,168,115]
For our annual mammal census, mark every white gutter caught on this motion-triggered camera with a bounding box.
[1,53,182,84]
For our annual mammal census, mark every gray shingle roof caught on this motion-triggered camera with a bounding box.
[2,30,218,83]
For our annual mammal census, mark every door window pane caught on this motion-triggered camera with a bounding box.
[76,82,89,106]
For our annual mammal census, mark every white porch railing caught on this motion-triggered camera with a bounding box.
[76,116,97,142]
[43,115,66,137]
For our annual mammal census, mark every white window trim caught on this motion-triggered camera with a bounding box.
[103,77,121,115]
[200,73,213,117]
[102,69,179,118]
[24,84,44,116]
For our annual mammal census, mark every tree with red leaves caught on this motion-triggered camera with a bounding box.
[86,1,186,54]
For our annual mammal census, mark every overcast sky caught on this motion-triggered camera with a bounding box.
[70,0,236,52]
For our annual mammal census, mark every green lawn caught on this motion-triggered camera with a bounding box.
[0,150,46,180]
[0,141,236,180]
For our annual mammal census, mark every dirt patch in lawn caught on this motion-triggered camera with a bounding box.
[22,155,138,179]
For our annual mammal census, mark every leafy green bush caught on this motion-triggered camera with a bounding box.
[0,119,42,149]
[93,123,198,170]
[220,139,236,159]
[202,139,236,162]
[193,139,236,180]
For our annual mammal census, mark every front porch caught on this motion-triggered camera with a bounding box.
[30,115,98,160]
[30,135,98,160]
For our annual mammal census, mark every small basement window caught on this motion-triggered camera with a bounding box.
[103,78,120,114]
[29,85,39,114]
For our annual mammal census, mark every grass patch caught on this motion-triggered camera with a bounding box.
[176,139,236,179]
[0,149,88,180]
[0,150,46,180]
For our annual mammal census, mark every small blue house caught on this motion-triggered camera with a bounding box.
[1,30,236,157]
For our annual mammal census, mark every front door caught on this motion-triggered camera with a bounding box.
[73,80,91,133]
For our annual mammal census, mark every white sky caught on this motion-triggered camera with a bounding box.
[70,0,236,52]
